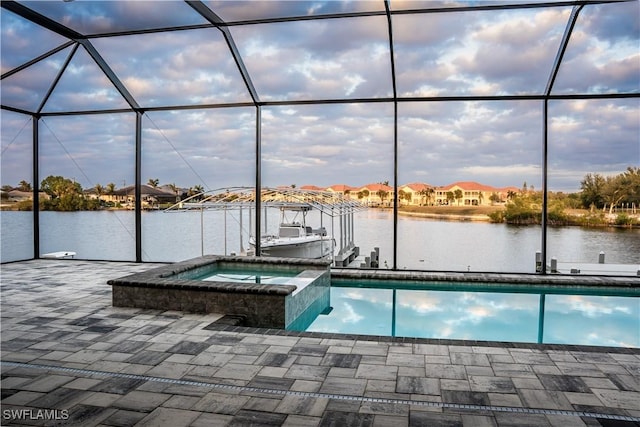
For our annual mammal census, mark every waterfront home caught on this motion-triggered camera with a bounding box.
[398,183,434,206]
[356,183,394,207]
[1,189,50,206]
[103,185,179,208]
[434,181,518,206]
[300,185,324,191]
[326,184,357,200]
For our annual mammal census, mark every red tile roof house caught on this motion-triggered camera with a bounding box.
[326,184,358,200]
[398,182,434,206]
[434,181,507,206]
[356,183,394,207]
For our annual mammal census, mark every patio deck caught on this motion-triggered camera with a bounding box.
[1,260,638,426]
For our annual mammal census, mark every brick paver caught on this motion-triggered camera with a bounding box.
[1,260,639,426]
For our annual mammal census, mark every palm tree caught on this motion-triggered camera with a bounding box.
[426,187,434,206]
[168,183,179,201]
[18,180,32,192]
[446,191,455,205]
[454,189,463,206]
[192,184,205,200]
[398,190,406,206]
[377,189,389,206]
[148,178,159,188]
[418,189,427,206]
[489,192,500,205]
[95,184,104,203]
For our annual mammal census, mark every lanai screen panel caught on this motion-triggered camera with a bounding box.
[230,15,393,101]
[547,98,640,270]
[552,1,640,95]
[0,46,74,112]
[397,100,543,272]
[261,103,395,266]
[91,28,253,108]
[38,113,136,261]
[0,111,34,263]
[40,46,131,113]
[19,0,207,34]
[392,6,571,96]
[141,107,256,262]
[207,0,385,21]
[0,8,69,73]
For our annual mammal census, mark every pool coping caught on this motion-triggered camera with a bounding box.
[107,255,331,294]
[204,319,640,355]
[331,268,640,287]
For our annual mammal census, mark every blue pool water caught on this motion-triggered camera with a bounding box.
[180,267,299,285]
[303,281,640,348]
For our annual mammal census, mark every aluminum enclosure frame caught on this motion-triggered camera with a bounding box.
[1,0,638,273]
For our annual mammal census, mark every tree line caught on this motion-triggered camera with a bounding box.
[1,176,206,211]
[3,168,638,220]
[489,167,639,227]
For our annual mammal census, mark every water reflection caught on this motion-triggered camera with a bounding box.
[306,286,639,347]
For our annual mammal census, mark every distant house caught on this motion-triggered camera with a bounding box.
[5,189,50,202]
[300,185,324,191]
[356,183,394,207]
[103,185,178,208]
[434,181,503,206]
[398,183,434,206]
[326,184,357,200]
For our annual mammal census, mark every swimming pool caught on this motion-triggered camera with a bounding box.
[302,280,640,348]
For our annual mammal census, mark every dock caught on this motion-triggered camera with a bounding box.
[345,246,381,268]
[536,251,640,276]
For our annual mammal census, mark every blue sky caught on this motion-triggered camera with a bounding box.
[1,0,638,192]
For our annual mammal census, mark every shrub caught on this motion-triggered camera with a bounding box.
[15,200,33,211]
[615,213,637,227]
[488,211,505,223]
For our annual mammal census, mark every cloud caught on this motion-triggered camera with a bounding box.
[340,302,364,324]
[1,2,637,191]
[230,15,392,100]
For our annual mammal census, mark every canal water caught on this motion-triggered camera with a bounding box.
[2,210,639,274]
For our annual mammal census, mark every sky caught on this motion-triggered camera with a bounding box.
[1,0,638,193]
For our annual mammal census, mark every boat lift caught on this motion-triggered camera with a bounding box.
[164,187,366,266]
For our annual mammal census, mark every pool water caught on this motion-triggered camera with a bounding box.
[192,267,298,284]
[304,281,640,348]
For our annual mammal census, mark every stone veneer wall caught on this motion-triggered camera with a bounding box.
[108,255,331,329]
[285,269,330,328]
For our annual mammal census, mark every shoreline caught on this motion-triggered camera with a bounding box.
[398,210,491,222]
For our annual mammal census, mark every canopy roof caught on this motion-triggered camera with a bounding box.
[2,0,638,116]
[165,186,365,216]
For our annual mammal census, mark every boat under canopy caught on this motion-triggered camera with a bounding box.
[165,187,366,265]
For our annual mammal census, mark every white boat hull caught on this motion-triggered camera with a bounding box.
[251,236,334,259]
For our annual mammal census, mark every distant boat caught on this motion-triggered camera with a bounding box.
[250,206,334,260]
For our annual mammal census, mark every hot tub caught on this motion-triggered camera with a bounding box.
[107,255,331,329]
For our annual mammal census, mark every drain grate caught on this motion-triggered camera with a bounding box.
[2,361,638,422]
